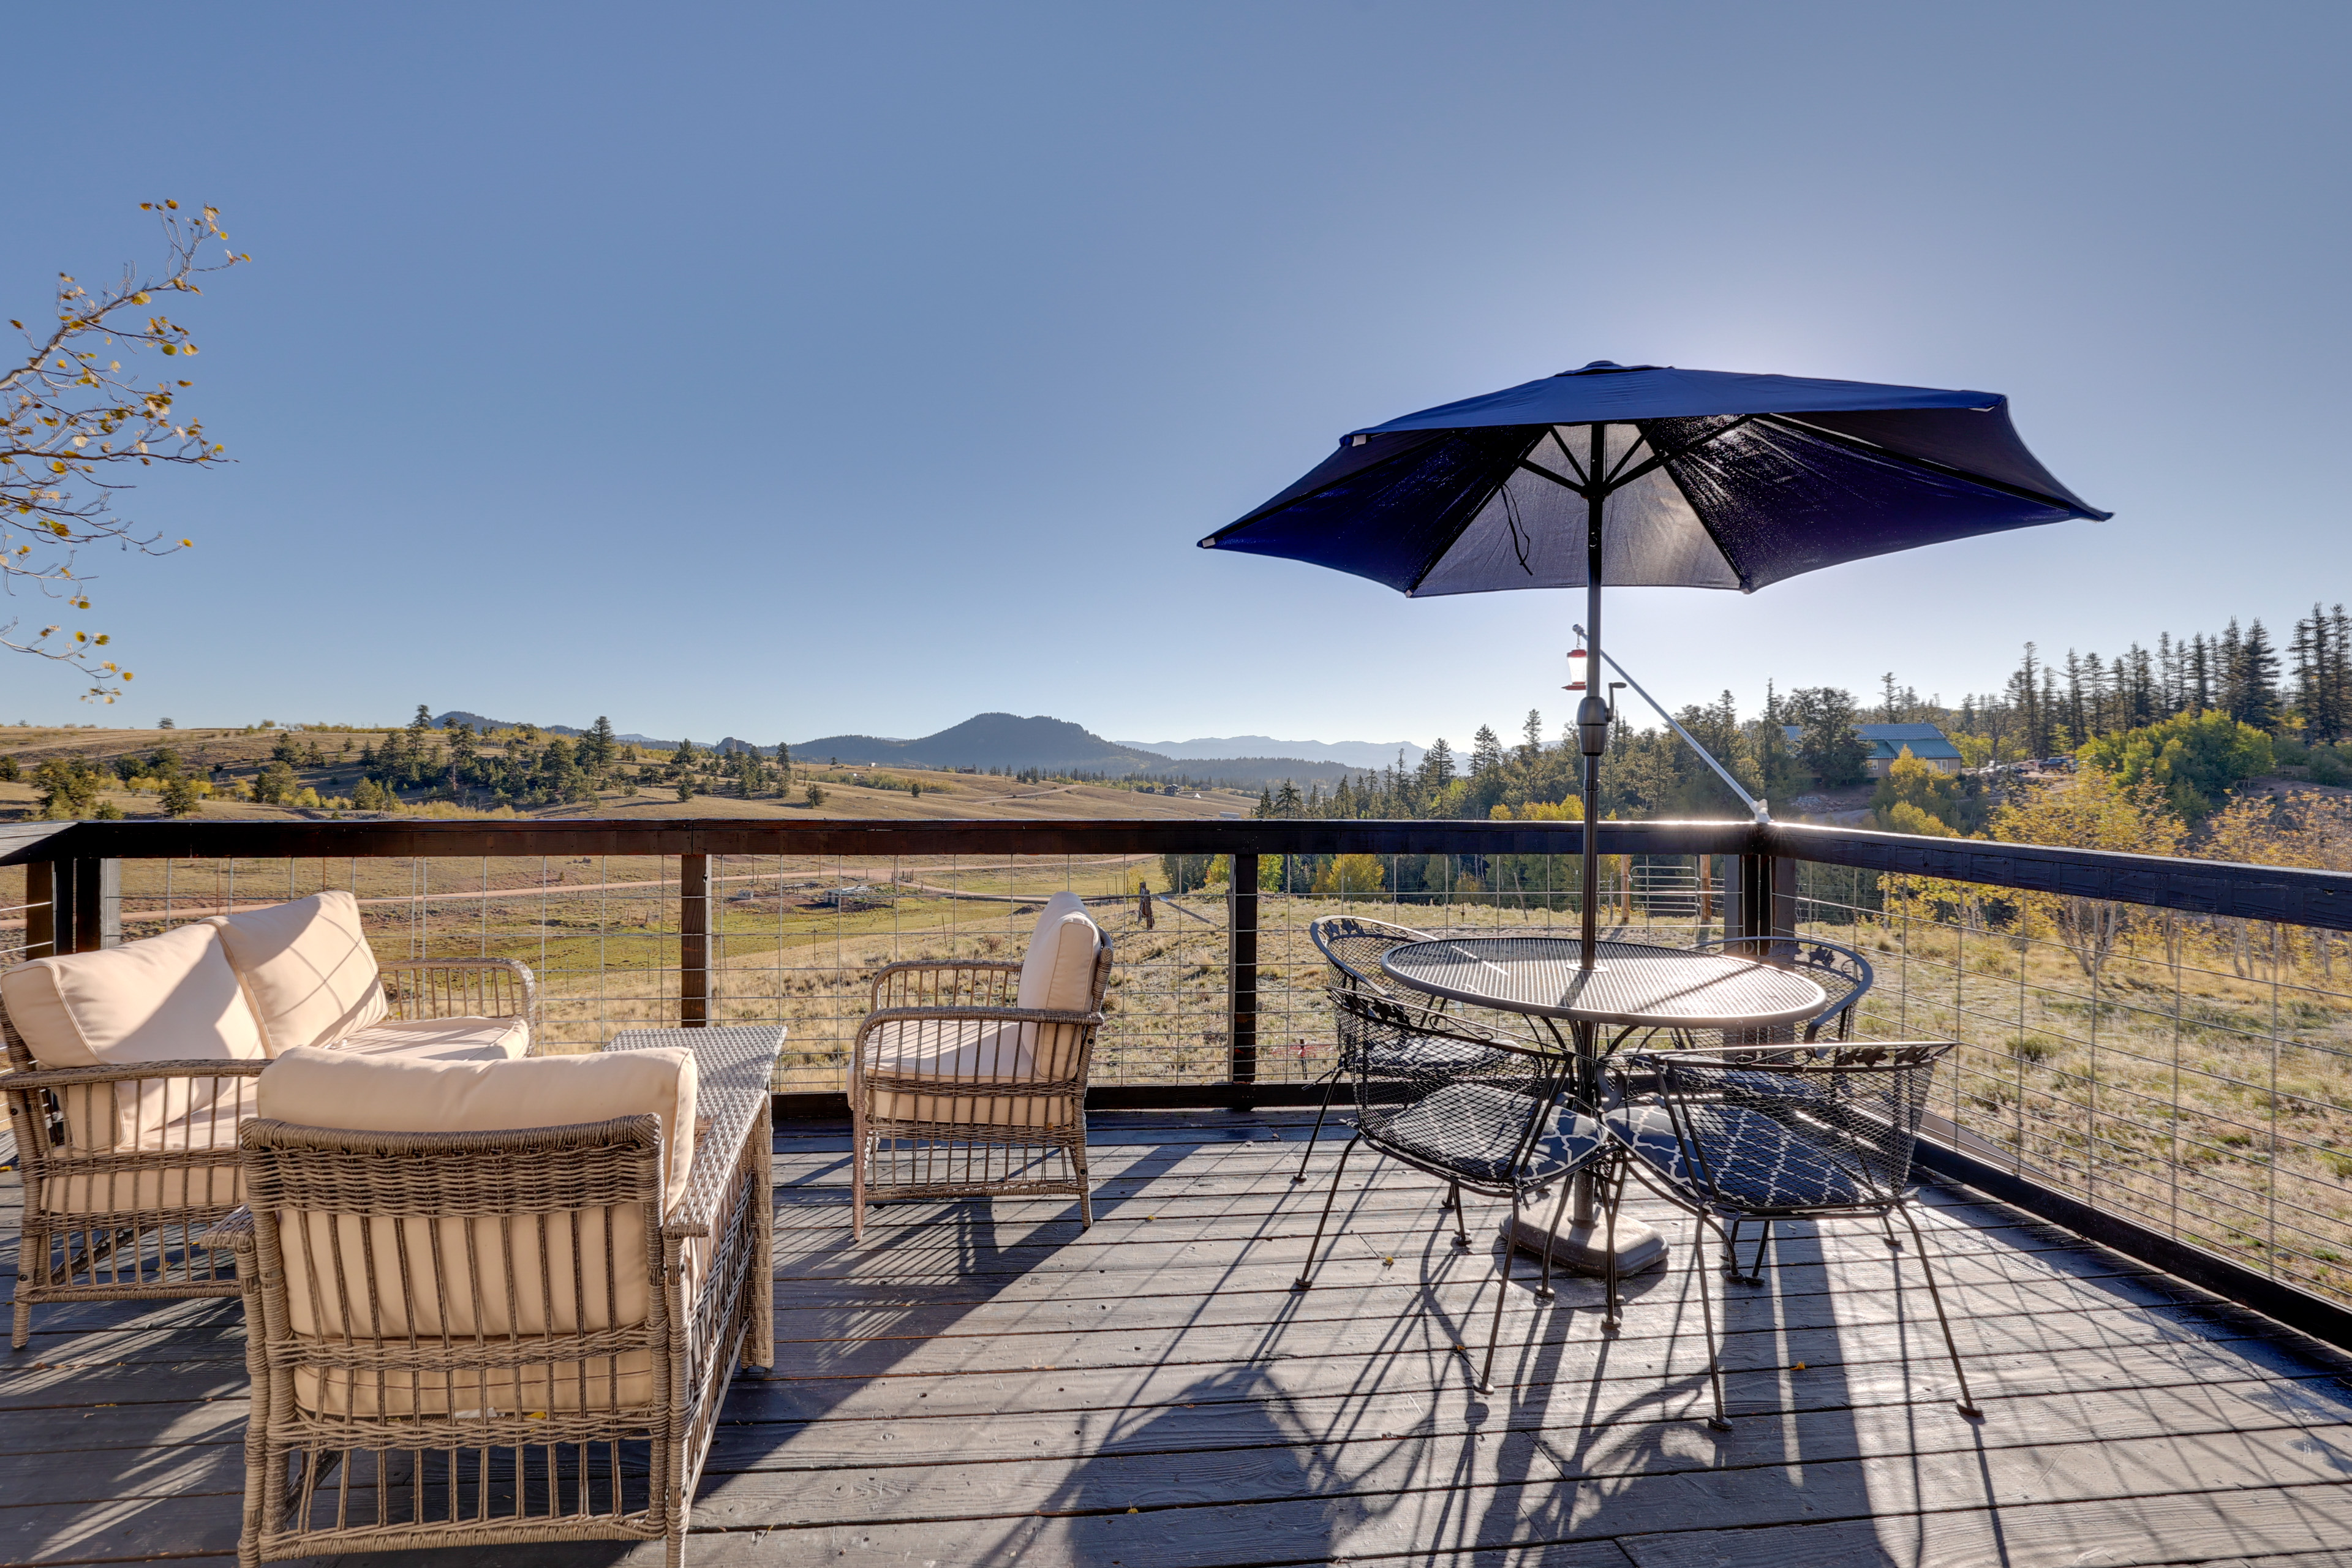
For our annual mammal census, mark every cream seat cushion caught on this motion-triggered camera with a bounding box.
[40,1081,254,1216]
[333,1014,531,1063]
[861,1017,1077,1129]
[206,891,386,1054]
[255,1046,702,1418]
[0,923,265,1144]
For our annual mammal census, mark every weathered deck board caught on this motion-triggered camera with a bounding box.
[2,1110,2348,1566]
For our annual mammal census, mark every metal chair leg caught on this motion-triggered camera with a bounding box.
[1293,1134,1360,1291]
[1477,1189,1520,1394]
[1742,1219,1771,1286]
[1899,1202,1983,1419]
[1688,1210,1732,1430]
[1533,1177,1576,1302]
[1292,1069,1343,1185]
[1450,1181,1472,1250]
[1601,1155,1624,1332]
[1879,1210,1904,1250]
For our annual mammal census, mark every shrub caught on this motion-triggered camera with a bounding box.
[804,783,827,808]
[2079,710,2274,820]
[32,758,102,819]
[161,775,203,817]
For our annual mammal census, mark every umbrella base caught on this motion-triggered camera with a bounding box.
[1501,1211,1668,1277]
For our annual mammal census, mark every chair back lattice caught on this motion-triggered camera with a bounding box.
[1685,936,1875,1044]
[1329,989,1584,1194]
[1309,916,1438,1008]
[1623,1041,1950,1215]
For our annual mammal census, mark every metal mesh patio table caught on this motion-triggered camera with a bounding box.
[1379,937,1827,1031]
[1378,937,1826,1274]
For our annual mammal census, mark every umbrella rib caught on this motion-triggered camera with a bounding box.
[1757,413,2109,518]
[1548,425,1593,486]
[1513,456,1590,499]
[1605,413,1761,491]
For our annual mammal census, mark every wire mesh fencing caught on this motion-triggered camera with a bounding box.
[1795,860,2352,1309]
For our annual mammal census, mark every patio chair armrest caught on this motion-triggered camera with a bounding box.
[868,960,1023,1011]
[854,1002,1102,1049]
[663,1091,766,1240]
[197,1205,257,1257]
[1,1059,268,1093]
[379,957,538,1026]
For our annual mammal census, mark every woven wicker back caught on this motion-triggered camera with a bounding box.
[239,1114,668,1420]
[1640,1041,1950,1210]
[1310,916,1435,1005]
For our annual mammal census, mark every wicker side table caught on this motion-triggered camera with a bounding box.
[607,1025,783,1370]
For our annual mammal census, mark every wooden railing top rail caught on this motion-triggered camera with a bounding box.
[5,815,2349,931]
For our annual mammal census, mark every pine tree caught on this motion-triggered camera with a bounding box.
[1469,725,1504,778]
[2008,644,2045,756]
[1879,671,1902,723]
[2232,618,2283,731]
[581,716,618,773]
[774,742,791,786]
[1420,737,1455,795]
[2190,634,2212,712]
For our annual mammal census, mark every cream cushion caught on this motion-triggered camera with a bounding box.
[1015,892,1102,1015]
[861,1017,1079,1128]
[0,924,265,1144]
[255,1046,703,1418]
[39,1080,252,1215]
[258,1045,698,1213]
[334,1014,531,1063]
[206,891,386,1054]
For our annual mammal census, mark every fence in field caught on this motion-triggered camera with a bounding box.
[4,815,2350,1339]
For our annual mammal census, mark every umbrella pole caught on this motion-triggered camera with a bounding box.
[1576,423,1610,974]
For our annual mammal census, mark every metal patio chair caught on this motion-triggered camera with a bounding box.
[1295,987,1619,1393]
[1611,935,1874,1057]
[1295,917,1532,1185]
[1604,1039,1980,1428]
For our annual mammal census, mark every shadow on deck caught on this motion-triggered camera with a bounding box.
[6,1110,2352,1566]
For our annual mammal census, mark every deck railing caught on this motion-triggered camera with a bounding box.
[4,814,2350,1341]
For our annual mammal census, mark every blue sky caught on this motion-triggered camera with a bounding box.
[7,2,2348,749]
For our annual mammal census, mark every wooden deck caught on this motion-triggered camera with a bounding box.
[7,1110,2352,1566]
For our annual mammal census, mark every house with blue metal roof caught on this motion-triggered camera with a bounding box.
[1780,720,1964,778]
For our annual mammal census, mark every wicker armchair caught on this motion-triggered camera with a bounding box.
[216,1067,770,1566]
[851,898,1112,1240]
[2,952,536,1350]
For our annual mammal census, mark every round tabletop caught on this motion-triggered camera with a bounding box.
[1379,937,1828,1029]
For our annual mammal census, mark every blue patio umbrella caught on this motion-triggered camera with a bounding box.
[1199,360,2108,967]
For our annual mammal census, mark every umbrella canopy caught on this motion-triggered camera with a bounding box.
[1200,361,2108,595]
[1200,359,2108,974]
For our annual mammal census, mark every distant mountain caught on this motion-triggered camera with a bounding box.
[429,709,1378,785]
[793,714,1164,773]
[1118,735,1425,770]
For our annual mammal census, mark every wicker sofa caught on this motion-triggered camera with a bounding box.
[851,891,1112,1238]
[211,1043,767,1566]
[1,891,537,1348]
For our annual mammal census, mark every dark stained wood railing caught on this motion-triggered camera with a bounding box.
[9,811,2352,1348]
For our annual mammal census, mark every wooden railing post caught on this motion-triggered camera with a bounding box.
[80,859,120,951]
[1733,849,1797,957]
[1229,852,1257,1095]
[24,861,56,959]
[680,853,709,1027]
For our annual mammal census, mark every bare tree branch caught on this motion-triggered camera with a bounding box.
[2,201,247,699]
